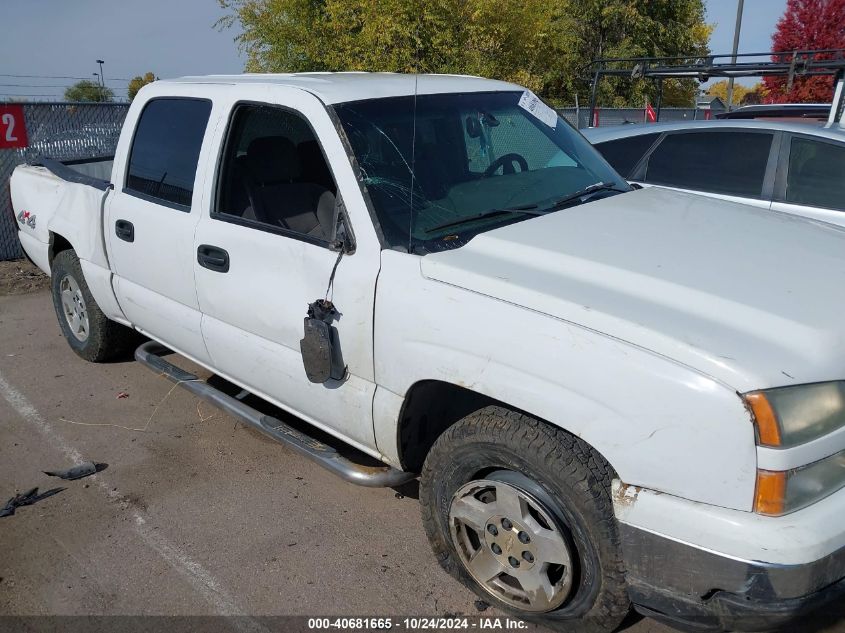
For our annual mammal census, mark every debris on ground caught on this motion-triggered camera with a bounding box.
[474,600,489,612]
[116,391,130,399]
[0,259,49,296]
[43,461,108,481]
[0,487,65,518]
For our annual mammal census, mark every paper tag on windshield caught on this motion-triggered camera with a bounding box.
[518,91,558,128]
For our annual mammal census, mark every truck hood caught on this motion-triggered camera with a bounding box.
[420,187,845,391]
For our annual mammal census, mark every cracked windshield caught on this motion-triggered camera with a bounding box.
[333,91,629,252]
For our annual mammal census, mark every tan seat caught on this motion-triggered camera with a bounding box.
[242,136,335,240]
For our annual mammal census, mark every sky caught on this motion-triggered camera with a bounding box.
[1,0,246,101]
[0,0,788,102]
[705,0,788,86]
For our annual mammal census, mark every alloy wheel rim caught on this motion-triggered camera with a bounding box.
[59,274,89,342]
[449,478,574,612]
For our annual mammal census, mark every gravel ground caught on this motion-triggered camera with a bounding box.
[0,258,50,296]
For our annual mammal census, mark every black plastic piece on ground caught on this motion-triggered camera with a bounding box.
[0,487,66,518]
[43,461,107,481]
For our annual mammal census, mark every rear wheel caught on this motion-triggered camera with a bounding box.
[420,406,629,633]
[51,249,138,362]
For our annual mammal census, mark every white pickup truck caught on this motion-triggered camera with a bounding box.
[10,73,845,632]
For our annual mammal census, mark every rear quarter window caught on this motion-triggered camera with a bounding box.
[594,133,660,177]
[125,98,212,209]
[785,137,845,210]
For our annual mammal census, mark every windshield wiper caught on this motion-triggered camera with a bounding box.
[544,181,626,212]
[424,204,540,234]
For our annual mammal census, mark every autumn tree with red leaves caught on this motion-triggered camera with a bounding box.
[763,0,845,103]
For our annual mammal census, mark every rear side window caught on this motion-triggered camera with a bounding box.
[786,137,845,210]
[594,133,660,177]
[645,131,773,197]
[126,98,212,209]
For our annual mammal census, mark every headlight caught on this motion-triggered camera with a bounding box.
[755,449,845,515]
[744,381,845,448]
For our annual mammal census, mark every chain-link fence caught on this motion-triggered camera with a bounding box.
[1,102,129,260]
[557,106,706,129]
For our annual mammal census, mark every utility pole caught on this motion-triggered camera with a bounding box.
[726,0,744,110]
[96,60,105,87]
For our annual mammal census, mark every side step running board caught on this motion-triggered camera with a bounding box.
[135,341,416,488]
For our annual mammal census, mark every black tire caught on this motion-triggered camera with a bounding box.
[420,406,629,633]
[51,249,138,362]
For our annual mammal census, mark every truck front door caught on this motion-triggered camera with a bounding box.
[192,89,382,453]
[106,95,217,363]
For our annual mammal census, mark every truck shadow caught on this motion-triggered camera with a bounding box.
[204,373,423,500]
[204,373,406,468]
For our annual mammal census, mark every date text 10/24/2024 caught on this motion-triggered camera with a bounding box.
[307,618,530,630]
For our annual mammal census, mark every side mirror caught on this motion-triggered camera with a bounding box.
[300,300,346,384]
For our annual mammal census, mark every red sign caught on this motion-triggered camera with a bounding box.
[645,103,657,123]
[0,105,28,149]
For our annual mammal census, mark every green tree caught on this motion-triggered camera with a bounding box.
[128,72,157,101]
[217,0,711,106]
[706,80,768,106]
[551,0,712,107]
[64,80,114,102]
[706,80,751,103]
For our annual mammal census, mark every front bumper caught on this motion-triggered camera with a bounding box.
[622,524,845,631]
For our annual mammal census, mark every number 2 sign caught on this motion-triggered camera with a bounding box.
[0,105,28,149]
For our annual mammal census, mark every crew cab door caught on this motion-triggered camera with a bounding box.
[106,95,218,363]
[192,88,382,452]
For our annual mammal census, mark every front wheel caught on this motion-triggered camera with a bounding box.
[51,249,138,362]
[420,407,629,633]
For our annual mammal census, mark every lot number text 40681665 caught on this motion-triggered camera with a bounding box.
[307,617,529,630]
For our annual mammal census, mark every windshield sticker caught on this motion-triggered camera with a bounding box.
[518,91,558,128]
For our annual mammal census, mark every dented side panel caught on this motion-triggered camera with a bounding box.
[11,165,110,268]
[10,164,126,322]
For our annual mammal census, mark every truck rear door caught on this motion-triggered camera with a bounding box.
[192,87,382,453]
[105,95,217,363]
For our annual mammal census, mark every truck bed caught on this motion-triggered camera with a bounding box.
[33,156,114,189]
[10,156,115,275]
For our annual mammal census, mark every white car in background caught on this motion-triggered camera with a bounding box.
[583,120,845,227]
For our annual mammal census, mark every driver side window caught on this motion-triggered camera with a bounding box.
[215,103,338,243]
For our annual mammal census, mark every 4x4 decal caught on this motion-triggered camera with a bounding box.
[17,209,35,229]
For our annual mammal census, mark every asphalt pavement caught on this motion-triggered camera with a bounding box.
[1,289,842,633]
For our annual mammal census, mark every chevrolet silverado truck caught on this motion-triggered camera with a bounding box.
[10,73,845,632]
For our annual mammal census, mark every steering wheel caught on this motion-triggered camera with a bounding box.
[483,153,529,177]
